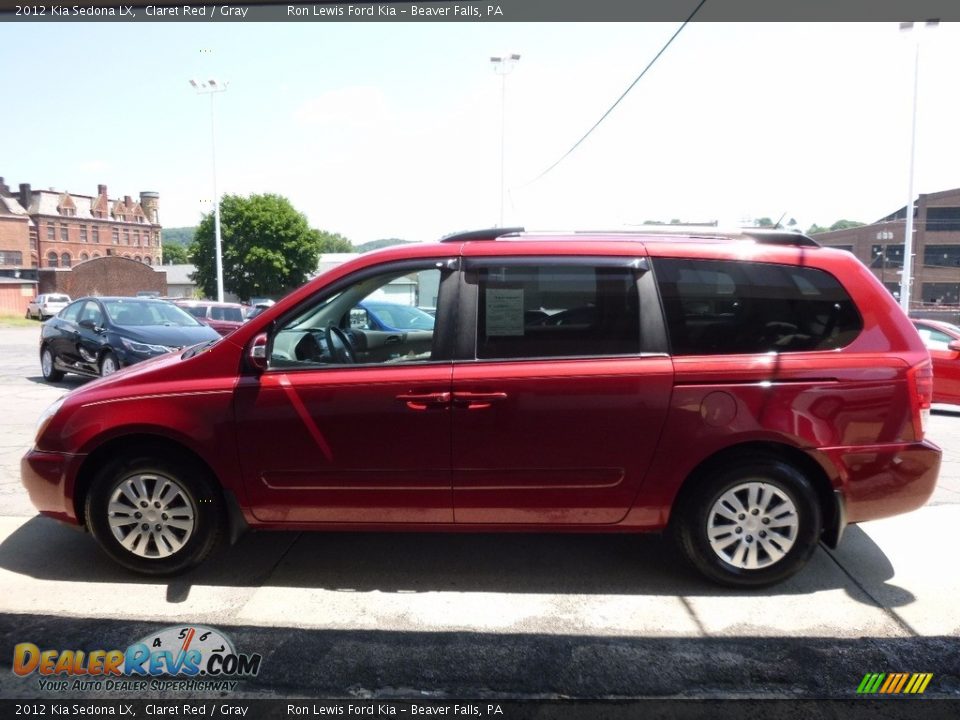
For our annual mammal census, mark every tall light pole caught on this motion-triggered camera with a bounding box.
[490,53,520,227]
[190,78,229,302]
[898,20,938,313]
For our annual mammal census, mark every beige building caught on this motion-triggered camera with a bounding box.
[813,187,960,308]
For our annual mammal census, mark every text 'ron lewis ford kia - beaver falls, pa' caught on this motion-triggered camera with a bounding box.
[22,226,941,587]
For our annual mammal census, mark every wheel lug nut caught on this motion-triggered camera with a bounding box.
[746,535,753,543]
[161,513,167,520]
[155,524,162,531]
[140,501,148,508]
[762,517,770,525]
[751,509,759,515]
[760,531,767,538]
[134,512,142,519]
[141,523,149,530]
[735,527,743,534]
[154,502,161,508]
[738,514,745,520]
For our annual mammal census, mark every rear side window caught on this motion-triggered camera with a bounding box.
[654,258,862,355]
[211,306,243,322]
[474,263,640,359]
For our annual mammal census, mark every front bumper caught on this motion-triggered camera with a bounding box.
[20,449,85,526]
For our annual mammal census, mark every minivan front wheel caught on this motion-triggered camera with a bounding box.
[85,454,224,575]
[673,459,821,587]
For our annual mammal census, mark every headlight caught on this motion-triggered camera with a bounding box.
[35,396,65,443]
[120,337,174,354]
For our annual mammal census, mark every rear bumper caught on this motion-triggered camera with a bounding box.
[20,450,84,526]
[820,440,941,525]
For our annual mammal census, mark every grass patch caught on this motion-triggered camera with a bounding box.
[0,314,39,328]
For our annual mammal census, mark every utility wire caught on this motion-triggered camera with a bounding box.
[528,0,708,184]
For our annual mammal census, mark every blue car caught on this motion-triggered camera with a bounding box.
[357,301,435,332]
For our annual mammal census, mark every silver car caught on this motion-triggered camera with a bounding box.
[26,293,71,320]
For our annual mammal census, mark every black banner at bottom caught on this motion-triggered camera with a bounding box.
[3,699,960,720]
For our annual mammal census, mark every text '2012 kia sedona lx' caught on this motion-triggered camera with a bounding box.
[22,227,941,586]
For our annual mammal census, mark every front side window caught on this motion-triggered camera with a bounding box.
[915,325,956,350]
[655,258,862,355]
[270,265,443,368]
[60,301,82,322]
[472,262,640,360]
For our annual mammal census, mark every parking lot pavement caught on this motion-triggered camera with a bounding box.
[0,325,958,699]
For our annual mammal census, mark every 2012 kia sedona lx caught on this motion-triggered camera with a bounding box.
[22,227,941,586]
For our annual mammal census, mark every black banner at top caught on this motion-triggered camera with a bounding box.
[2,0,960,22]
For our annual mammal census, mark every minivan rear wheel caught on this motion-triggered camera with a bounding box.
[85,454,224,575]
[672,458,821,587]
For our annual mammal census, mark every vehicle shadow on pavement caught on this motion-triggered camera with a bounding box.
[24,374,90,388]
[0,515,914,608]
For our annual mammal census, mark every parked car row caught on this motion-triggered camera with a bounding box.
[39,297,222,381]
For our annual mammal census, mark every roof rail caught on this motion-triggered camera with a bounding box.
[440,227,525,243]
[574,226,819,248]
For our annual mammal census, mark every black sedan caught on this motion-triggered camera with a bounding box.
[39,297,221,381]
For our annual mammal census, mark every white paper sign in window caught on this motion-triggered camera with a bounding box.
[486,288,524,336]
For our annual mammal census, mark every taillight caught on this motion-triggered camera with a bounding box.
[907,361,933,440]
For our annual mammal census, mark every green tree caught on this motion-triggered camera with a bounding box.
[160,243,190,265]
[191,193,342,301]
[807,223,829,235]
[829,219,865,232]
[318,230,354,253]
[755,217,775,228]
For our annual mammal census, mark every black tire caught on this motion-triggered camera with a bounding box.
[85,453,225,575]
[40,345,65,382]
[99,350,120,376]
[672,457,821,587]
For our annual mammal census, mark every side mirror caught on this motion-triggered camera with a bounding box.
[78,319,96,331]
[948,340,960,353]
[248,332,269,372]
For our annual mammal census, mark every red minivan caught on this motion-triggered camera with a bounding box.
[22,228,941,586]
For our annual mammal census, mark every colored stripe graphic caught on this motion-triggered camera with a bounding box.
[858,673,932,694]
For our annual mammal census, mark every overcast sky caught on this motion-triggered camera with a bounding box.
[3,21,959,244]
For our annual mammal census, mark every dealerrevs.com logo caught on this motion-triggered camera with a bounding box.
[13,625,262,693]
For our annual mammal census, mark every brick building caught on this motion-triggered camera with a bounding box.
[0,178,163,274]
[38,256,167,299]
[813,187,960,309]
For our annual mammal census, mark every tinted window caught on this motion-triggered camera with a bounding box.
[211,306,243,322]
[654,258,861,355]
[475,264,639,360]
[60,301,82,322]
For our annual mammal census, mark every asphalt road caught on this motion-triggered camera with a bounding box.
[0,324,958,704]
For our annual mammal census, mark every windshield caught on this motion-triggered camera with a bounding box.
[104,300,204,327]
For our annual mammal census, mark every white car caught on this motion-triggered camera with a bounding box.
[26,294,71,320]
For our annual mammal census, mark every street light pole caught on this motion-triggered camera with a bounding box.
[490,53,520,227]
[190,78,229,302]
[898,20,938,313]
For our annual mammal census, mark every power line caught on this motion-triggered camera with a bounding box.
[528,0,708,185]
